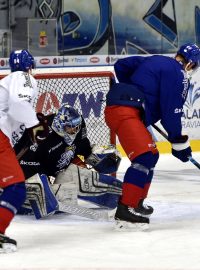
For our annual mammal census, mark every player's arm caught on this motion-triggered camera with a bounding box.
[27,113,49,144]
[8,72,39,127]
[159,69,185,140]
[159,69,191,162]
[114,56,146,83]
[8,73,50,144]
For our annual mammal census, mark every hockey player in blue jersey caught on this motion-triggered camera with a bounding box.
[104,43,200,229]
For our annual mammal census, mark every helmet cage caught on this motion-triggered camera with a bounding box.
[52,104,82,137]
[63,115,82,134]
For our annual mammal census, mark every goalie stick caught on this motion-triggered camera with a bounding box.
[152,124,200,170]
[16,146,29,160]
[58,202,112,221]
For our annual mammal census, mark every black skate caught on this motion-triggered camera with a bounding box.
[135,199,154,217]
[114,202,149,230]
[0,233,17,253]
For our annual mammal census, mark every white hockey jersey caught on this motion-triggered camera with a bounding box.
[0,71,39,146]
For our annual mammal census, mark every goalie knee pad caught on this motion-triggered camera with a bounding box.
[0,183,26,214]
[52,165,79,205]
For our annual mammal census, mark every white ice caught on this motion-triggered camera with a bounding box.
[1,153,200,270]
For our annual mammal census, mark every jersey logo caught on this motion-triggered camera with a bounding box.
[56,146,75,170]
[18,93,32,103]
[23,72,33,88]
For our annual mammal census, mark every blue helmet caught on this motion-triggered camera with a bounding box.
[9,49,35,72]
[52,104,82,140]
[177,43,200,68]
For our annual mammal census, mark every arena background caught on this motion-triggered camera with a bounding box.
[0,0,199,154]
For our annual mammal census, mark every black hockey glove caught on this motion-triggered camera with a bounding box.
[171,135,192,162]
[28,113,49,144]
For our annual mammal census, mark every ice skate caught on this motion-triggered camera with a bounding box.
[0,233,17,253]
[114,202,149,231]
[134,199,154,217]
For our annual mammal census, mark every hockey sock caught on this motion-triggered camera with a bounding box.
[0,182,26,233]
[142,182,151,200]
[121,152,156,207]
[0,207,14,234]
[121,182,143,208]
[142,152,159,199]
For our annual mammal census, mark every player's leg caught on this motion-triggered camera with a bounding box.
[105,106,159,229]
[0,131,26,252]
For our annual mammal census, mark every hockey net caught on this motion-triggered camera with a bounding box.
[0,69,114,145]
[33,70,114,146]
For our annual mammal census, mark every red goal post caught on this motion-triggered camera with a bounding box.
[0,69,115,146]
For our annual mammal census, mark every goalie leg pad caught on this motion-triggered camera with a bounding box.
[99,174,122,192]
[78,193,120,209]
[63,164,122,195]
[55,164,109,195]
[25,174,58,219]
[53,164,122,208]
[53,166,79,205]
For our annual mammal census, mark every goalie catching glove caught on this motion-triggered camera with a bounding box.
[171,135,192,162]
[85,144,121,174]
[28,112,49,144]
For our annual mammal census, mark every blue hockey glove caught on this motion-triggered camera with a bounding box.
[171,135,192,162]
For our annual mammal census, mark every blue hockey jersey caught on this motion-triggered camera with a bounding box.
[113,55,190,142]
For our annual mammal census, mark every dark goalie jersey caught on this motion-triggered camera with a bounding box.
[14,114,92,178]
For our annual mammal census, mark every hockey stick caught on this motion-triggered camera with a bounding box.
[152,124,200,170]
[187,156,200,170]
[16,146,29,160]
[58,202,111,221]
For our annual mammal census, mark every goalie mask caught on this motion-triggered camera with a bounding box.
[9,49,35,72]
[52,104,82,145]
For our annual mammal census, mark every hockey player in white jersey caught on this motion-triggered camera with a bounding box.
[0,49,47,253]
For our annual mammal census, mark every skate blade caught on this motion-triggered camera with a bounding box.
[0,243,17,253]
[115,220,149,231]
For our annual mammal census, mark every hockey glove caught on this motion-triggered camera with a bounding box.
[171,135,192,162]
[85,145,121,174]
[28,113,49,144]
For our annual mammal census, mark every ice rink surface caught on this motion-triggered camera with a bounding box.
[1,153,200,270]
